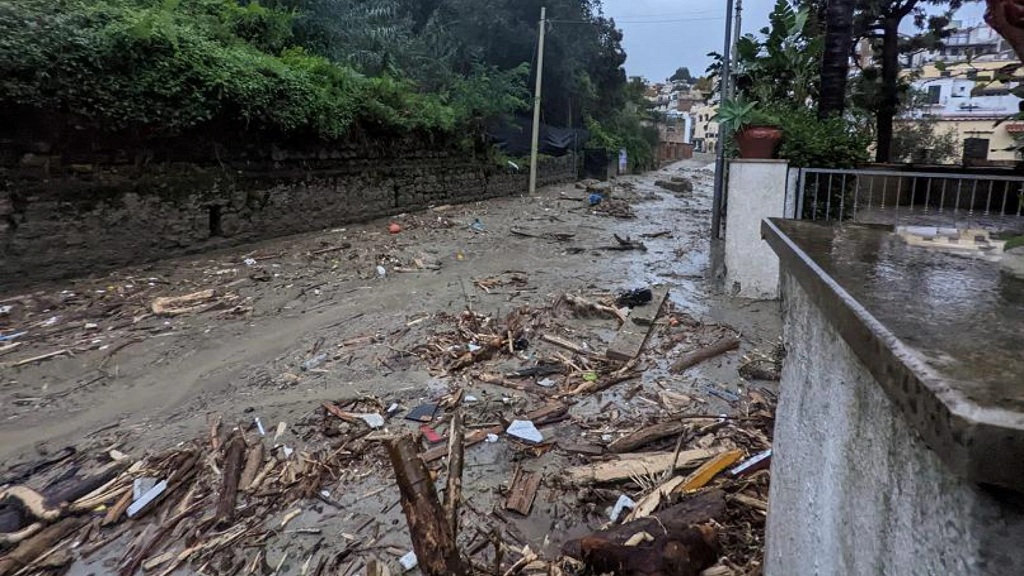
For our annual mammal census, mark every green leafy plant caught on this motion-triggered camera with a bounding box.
[774,106,871,168]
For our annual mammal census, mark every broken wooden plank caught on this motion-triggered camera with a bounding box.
[730,493,768,512]
[421,403,567,463]
[0,516,86,576]
[670,336,741,373]
[564,448,721,485]
[386,435,466,576]
[239,442,265,491]
[627,449,745,521]
[605,287,668,362]
[608,420,688,453]
[505,468,542,516]
[557,442,605,457]
[216,430,246,526]
[627,286,669,326]
[444,411,464,541]
[676,449,745,493]
[540,333,596,357]
[1,349,69,369]
[151,289,217,316]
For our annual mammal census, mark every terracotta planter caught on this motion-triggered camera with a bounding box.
[735,125,783,159]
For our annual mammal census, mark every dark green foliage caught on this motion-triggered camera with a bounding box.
[0,0,460,137]
[774,107,872,168]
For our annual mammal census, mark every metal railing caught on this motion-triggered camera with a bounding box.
[790,167,1024,232]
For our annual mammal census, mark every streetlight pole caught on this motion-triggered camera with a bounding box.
[528,6,547,195]
[711,0,735,239]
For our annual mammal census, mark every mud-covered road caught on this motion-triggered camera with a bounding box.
[1,158,781,574]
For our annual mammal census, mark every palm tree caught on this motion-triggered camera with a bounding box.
[818,0,857,118]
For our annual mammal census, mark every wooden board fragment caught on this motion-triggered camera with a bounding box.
[628,286,669,326]
[564,448,721,485]
[608,420,687,453]
[606,286,668,361]
[675,449,745,493]
[505,468,542,516]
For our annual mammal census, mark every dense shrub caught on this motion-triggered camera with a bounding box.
[774,106,871,168]
[0,0,460,138]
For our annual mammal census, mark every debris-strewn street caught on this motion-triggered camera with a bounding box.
[1,159,782,575]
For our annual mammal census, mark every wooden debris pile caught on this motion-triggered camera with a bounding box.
[2,281,781,575]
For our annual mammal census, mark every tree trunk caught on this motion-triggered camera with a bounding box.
[875,16,901,163]
[818,0,857,118]
[386,435,466,576]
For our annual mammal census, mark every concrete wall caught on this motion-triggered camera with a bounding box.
[724,159,789,299]
[766,270,1024,575]
[0,146,576,289]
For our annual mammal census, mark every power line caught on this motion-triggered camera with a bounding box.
[550,16,725,25]
[616,17,726,24]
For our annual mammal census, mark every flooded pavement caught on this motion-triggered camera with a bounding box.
[1,159,782,575]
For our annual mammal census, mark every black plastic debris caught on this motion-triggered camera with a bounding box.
[616,288,653,309]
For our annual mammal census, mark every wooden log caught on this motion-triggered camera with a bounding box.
[670,337,740,374]
[568,525,717,576]
[0,516,86,576]
[239,442,265,491]
[564,449,721,485]
[216,431,246,526]
[562,490,726,576]
[444,411,464,542]
[504,469,542,516]
[609,421,688,453]
[386,436,466,576]
[421,403,567,463]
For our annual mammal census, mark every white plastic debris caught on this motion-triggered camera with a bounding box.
[282,446,295,458]
[464,395,479,403]
[507,420,543,444]
[243,258,257,266]
[537,378,556,388]
[357,413,385,429]
[467,343,482,353]
[601,434,613,442]
[127,480,168,518]
[376,265,387,278]
[399,551,418,571]
[485,433,499,443]
[608,494,636,522]
[254,417,266,436]
[0,305,12,315]
[133,477,159,502]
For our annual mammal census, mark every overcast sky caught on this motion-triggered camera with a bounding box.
[600,0,989,82]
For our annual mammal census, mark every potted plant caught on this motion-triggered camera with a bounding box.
[714,99,783,159]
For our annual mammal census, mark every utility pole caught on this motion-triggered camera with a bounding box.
[528,6,547,195]
[711,0,735,239]
[732,0,742,98]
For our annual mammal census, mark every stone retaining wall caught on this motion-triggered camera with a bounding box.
[0,146,575,290]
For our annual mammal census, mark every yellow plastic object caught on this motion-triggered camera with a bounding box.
[675,449,745,493]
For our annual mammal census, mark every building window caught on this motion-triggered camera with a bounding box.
[940,70,952,78]
[927,85,942,104]
[966,70,978,80]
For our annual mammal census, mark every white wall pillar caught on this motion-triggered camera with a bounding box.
[724,159,789,299]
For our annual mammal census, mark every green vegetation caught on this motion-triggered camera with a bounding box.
[708,0,871,168]
[0,0,643,160]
